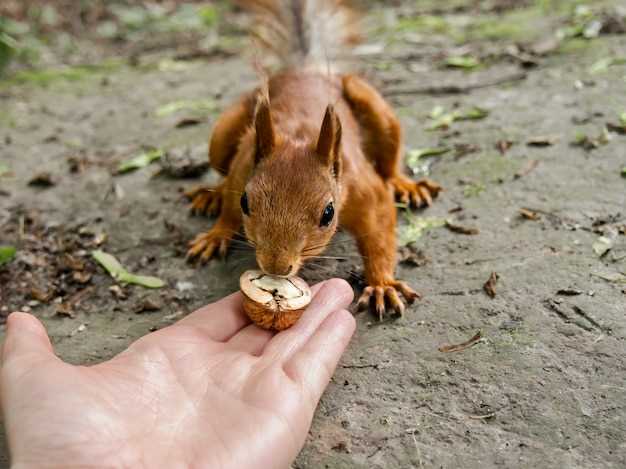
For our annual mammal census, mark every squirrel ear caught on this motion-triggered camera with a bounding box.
[316,104,342,176]
[254,94,275,164]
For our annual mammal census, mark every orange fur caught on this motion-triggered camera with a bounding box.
[186,1,441,317]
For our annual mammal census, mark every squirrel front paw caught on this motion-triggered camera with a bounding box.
[186,228,231,263]
[357,280,421,320]
[185,184,224,216]
[390,176,442,208]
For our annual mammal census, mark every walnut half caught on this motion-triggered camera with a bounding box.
[240,270,311,331]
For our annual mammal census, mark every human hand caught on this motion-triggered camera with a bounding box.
[1,279,355,469]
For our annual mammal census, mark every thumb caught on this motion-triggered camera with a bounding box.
[2,312,55,365]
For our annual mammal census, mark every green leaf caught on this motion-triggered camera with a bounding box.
[429,105,445,119]
[155,99,217,117]
[92,250,165,288]
[198,5,219,27]
[589,57,626,74]
[157,59,191,72]
[406,147,450,175]
[427,111,459,130]
[445,56,480,69]
[426,106,489,130]
[619,113,626,127]
[112,5,150,30]
[407,147,450,159]
[463,182,486,198]
[0,162,9,177]
[96,21,120,39]
[459,107,489,120]
[0,246,16,266]
[117,149,164,174]
[621,167,626,178]
[399,215,446,245]
[572,127,611,150]
[0,32,17,75]
[592,236,614,257]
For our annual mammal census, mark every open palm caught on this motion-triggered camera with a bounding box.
[1,279,355,469]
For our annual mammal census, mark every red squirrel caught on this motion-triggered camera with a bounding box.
[186,0,441,318]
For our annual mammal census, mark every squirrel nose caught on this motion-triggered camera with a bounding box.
[258,258,294,278]
[268,264,293,277]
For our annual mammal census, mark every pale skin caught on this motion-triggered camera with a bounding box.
[0,279,355,469]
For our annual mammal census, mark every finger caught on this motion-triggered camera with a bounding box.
[227,324,274,356]
[1,313,55,365]
[283,309,356,405]
[176,291,250,342]
[224,281,329,355]
[263,278,354,362]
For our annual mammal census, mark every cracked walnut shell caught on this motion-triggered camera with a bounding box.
[240,270,311,331]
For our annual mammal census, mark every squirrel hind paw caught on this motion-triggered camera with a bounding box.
[391,176,442,209]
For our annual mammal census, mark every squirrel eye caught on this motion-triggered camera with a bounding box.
[319,202,334,227]
[240,192,250,215]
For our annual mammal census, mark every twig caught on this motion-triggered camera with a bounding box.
[467,412,496,420]
[571,305,608,332]
[341,363,380,369]
[438,331,483,353]
[383,72,528,97]
[483,272,499,298]
[514,159,539,179]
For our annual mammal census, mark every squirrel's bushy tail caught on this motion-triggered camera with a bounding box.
[235,0,362,71]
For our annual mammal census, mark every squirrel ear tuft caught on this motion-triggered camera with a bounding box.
[254,94,275,164]
[316,104,342,176]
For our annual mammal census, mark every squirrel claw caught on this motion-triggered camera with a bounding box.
[186,230,230,264]
[391,176,442,209]
[185,185,223,217]
[357,281,420,319]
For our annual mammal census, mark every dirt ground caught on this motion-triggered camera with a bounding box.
[1,1,625,468]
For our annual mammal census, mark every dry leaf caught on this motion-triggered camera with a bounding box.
[514,160,539,179]
[399,242,429,267]
[527,135,559,147]
[606,122,626,135]
[31,287,53,303]
[438,331,483,353]
[495,140,514,155]
[519,208,540,220]
[483,272,499,298]
[453,143,480,159]
[445,220,479,235]
[72,271,92,284]
[133,297,162,313]
[175,117,204,128]
[28,172,56,187]
[55,303,76,318]
[109,285,127,300]
[60,253,85,271]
